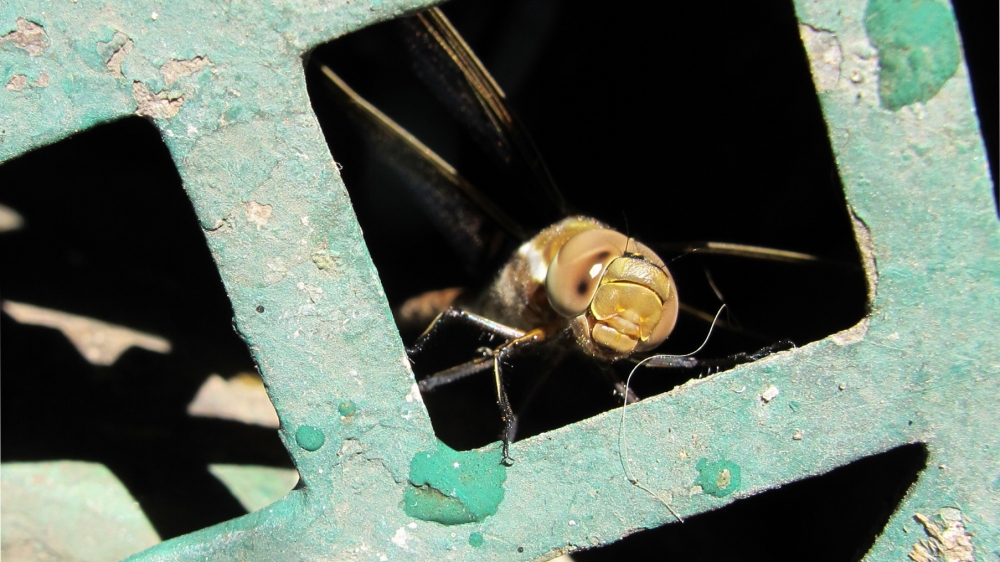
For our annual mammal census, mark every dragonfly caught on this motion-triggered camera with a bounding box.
[308,6,861,465]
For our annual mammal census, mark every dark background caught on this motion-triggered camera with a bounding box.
[2,0,995,558]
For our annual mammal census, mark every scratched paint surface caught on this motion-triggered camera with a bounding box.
[2,0,997,560]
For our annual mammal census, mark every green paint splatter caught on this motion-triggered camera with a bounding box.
[864,0,960,110]
[338,400,357,417]
[695,458,742,498]
[788,400,801,413]
[404,441,506,525]
[295,425,325,451]
[468,532,484,547]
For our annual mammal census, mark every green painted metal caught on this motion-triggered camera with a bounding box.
[1,0,996,559]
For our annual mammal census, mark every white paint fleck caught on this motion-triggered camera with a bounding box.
[407,522,417,529]
[792,429,804,441]
[568,520,577,526]
[405,383,423,404]
[760,385,779,403]
[151,11,158,20]
[391,527,409,548]
[452,462,460,469]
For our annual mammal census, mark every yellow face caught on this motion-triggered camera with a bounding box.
[545,226,679,357]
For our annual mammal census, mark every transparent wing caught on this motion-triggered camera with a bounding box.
[399,8,570,230]
[316,64,527,270]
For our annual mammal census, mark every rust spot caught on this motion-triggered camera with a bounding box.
[1,18,49,56]
[132,82,184,119]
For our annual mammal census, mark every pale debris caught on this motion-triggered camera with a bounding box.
[244,201,273,229]
[187,373,280,428]
[2,300,171,365]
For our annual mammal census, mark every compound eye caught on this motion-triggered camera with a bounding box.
[546,229,628,317]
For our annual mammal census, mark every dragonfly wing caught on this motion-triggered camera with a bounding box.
[399,8,570,230]
[316,65,528,271]
[652,241,860,268]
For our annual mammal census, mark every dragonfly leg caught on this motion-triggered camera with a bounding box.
[407,307,525,355]
[641,340,796,373]
[417,354,493,392]
[493,328,546,466]
[596,363,640,405]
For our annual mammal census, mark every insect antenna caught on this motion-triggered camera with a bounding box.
[617,304,727,522]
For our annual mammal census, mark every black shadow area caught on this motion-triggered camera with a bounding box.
[0,117,292,540]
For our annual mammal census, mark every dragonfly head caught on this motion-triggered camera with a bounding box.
[545,227,679,358]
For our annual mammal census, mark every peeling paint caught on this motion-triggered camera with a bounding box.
[799,24,842,92]
[909,508,974,562]
[132,82,184,119]
[0,18,49,56]
[97,32,133,78]
[161,56,211,86]
[5,74,28,91]
[4,72,48,91]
